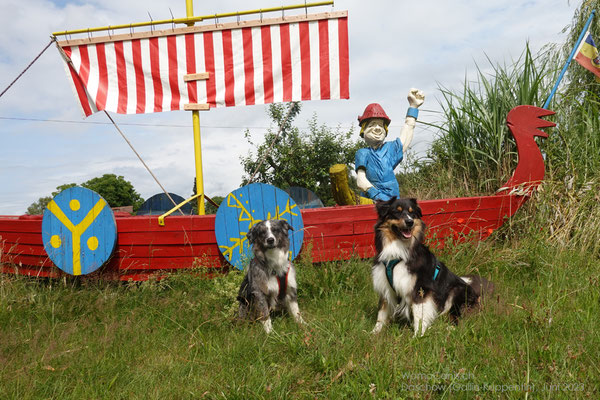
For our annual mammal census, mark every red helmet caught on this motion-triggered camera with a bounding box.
[358,103,391,136]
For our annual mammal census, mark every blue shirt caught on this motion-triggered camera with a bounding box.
[355,138,403,201]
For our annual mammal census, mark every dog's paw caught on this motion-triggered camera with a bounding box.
[371,322,384,334]
[262,319,273,334]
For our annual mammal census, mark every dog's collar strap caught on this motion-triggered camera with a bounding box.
[433,264,441,281]
[385,259,401,288]
[276,264,290,300]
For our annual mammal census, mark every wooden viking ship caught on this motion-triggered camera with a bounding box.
[0,105,555,280]
[0,2,556,280]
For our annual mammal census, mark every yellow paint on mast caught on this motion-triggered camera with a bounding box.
[187,0,205,215]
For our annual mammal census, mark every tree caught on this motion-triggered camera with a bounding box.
[26,183,77,215]
[240,102,362,206]
[25,175,143,214]
[82,174,144,211]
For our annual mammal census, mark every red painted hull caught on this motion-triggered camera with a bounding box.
[0,193,526,280]
[0,105,553,280]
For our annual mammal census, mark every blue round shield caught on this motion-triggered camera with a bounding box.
[42,186,117,275]
[215,183,304,270]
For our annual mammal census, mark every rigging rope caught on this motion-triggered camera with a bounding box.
[103,111,184,215]
[0,38,55,99]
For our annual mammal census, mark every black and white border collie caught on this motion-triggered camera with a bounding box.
[371,197,493,336]
[237,219,305,333]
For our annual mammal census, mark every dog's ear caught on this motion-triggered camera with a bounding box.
[375,197,396,218]
[280,220,293,232]
[409,198,422,218]
[246,224,257,245]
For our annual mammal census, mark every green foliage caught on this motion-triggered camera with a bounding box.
[25,196,52,215]
[82,174,144,212]
[241,102,362,206]
[25,184,77,215]
[26,176,143,214]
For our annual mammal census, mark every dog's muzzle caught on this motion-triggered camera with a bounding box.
[391,218,414,240]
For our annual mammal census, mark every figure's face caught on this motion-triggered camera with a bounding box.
[363,119,387,147]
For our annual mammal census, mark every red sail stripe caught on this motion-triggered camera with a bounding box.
[78,45,91,85]
[149,37,163,112]
[242,27,255,106]
[260,25,274,104]
[318,20,331,100]
[167,35,180,110]
[280,23,292,102]
[131,39,146,113]
[114,41,128,114]
[338,17,349,99]
[95,43,108,110]
[299,21,311,101]
[63,46,93,116]
[222,30,235,107]
[185,33,198,104]
[203,31,216,107]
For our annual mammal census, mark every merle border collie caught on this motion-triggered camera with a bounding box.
[237,219,305,333]
[371,197,493,336]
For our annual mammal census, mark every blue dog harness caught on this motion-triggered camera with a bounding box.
[385,259,401,288]
[384,259,441,288]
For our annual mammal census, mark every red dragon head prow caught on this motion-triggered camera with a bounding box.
[499,105,556,194]
[506,105,556,139]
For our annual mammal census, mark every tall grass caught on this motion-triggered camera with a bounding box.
[413,43,555,196]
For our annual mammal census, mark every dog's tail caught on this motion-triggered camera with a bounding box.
[461,275,494,305]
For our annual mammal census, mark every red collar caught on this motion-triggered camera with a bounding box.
[276,263,290,300]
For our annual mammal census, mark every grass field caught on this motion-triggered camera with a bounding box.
[1,224,598,399]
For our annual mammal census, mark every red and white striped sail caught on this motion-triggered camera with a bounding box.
[57,12,349,117]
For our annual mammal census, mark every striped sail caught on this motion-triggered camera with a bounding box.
[57,12,349,117]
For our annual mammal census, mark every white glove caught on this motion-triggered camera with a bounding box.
[407,88,425,108]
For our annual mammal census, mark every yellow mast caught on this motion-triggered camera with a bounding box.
[186,0,205,215]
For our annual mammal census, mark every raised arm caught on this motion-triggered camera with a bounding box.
[399,88,425,150]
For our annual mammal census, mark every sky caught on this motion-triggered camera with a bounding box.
[0,0,579,215]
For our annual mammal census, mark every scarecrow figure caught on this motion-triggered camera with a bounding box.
[355,89,425,201]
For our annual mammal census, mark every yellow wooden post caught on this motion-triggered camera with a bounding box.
[186,0,205,215]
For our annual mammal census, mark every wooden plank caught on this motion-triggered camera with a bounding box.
[117,230,216,246]
[2,243,47,257]
[114,243,221,258]
[302,221,354,238]
[115,255,223,270]
[115,214,216,232]
[0,218,43,233]
[0,254,54,267]
[183,72,209,81]
[183,103,210,111]
[0,232,44,245]
[0,265,61,278]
